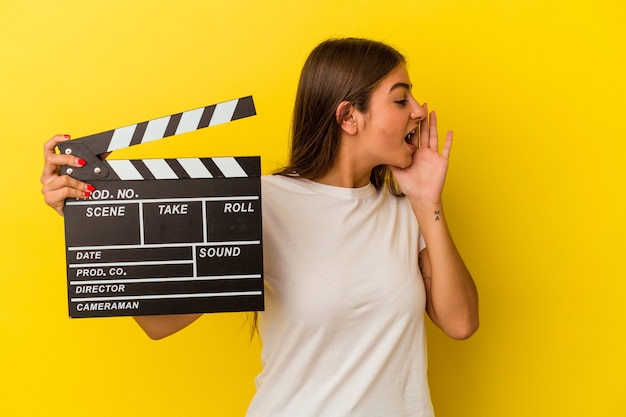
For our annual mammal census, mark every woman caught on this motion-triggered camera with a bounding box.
[41,38,478,416]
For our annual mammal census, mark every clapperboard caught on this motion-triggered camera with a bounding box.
[58,96,264,318]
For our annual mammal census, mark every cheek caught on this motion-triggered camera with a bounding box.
[378,113,405,137]
[363,112,405,147]
[372,118,398,140]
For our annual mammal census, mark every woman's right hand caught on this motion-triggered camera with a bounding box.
[40,134,96,216]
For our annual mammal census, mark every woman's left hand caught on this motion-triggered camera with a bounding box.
[390,109,452,204]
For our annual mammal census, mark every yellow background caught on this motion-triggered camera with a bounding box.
[1,1,625,416]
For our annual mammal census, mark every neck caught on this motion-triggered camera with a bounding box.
[315,169,371,188]
[314,136,373,188]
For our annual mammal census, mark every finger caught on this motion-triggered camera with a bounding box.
[45,153,87,169]
[41,152,87,184]
[441,130,453,159]
[42,175,94,203]
[44,134,70,155]
[43,186,89,205]
[42,184,92,216]
[419,103,429,148]
[42,134,70,180]
[429,111,439,151]
[42,134,91,182]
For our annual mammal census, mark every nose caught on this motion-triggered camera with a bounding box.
[410,100,427,121]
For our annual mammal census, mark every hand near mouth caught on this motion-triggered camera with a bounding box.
[390,107,452,205]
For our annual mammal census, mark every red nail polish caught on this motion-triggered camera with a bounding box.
[63,134,71,139]
[86,184,96,192]
[84,191,91,198]
[77,158,87,166]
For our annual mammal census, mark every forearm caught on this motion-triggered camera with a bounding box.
[412,200,479,339]
[133,313,202,340]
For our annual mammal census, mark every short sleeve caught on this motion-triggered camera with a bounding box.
[418,231,426,252]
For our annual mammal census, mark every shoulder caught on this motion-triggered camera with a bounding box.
[262,174,297,192]
[261,174,291,187]
[261,174,318,195]
[261,175,308,207]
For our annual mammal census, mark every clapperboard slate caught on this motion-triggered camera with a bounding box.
[58,96,264,318]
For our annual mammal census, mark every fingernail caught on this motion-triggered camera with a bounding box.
[84,191,91,198]
[77,158,87,166]
[63,134,71,139]
[86,184,95,192]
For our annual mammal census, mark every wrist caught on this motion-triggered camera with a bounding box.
[407,195,442,212]
[408,198,445,225]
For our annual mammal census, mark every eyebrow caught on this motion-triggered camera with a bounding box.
[389,82,412,93]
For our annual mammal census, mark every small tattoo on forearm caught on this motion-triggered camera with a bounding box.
[434,210,440,221]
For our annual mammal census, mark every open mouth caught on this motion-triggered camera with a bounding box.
[405,130,416,143]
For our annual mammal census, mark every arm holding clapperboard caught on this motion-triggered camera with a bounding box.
[42,134,201,338]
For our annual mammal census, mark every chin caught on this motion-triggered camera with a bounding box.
[399,154,414,169]
[384,150,414,170]
[390,159,413,170]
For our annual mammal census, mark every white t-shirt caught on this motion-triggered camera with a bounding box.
[246,175,433,417]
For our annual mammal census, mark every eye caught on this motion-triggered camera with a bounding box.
[395,99,409,106]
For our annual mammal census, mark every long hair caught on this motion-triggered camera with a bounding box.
[277,38,406,195]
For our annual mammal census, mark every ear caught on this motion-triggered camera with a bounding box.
[335,101,358,135]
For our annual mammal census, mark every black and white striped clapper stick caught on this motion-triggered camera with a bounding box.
[58,95,256,181]
[60,95,263,318]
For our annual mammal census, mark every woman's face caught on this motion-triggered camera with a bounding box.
[355,65,426,169]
